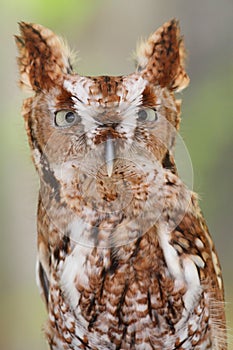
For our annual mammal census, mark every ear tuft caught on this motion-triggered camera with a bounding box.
[135,19,189,92]
[15,22,74,92]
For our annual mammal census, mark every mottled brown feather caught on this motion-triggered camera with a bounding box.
[15,20,227,350]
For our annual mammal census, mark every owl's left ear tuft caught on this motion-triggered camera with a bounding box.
[135,19,190,92]
[15,22,74,92]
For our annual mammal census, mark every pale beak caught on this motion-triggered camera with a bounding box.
[105,137,115,177]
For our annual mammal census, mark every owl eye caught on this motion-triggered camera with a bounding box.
[137,108,158,122]
[54,110,81,127]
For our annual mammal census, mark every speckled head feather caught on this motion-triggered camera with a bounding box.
[15,22,73,91]
[135,19,189,91]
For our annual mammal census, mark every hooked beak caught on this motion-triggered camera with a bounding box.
[105,137,115,177]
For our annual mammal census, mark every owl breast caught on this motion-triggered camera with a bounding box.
[45,172,212,350]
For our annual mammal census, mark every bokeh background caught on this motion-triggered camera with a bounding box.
[0,0,232,349]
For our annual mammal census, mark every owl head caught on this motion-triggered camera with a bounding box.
[16,20,190,245]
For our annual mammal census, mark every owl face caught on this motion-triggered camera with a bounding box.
[16,20,190,245]
[31,73,179,176]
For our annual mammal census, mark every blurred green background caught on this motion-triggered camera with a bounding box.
[0,0,232,349]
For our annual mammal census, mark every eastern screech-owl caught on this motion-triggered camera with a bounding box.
[16,20,227,349]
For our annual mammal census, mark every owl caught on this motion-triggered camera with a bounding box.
[15,20,227,349]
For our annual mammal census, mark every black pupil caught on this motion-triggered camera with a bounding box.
[138,109,148,121]
[65,111,75,123]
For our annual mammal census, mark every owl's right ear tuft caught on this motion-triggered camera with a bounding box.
[135,19,189,92]
[15,22,74,92]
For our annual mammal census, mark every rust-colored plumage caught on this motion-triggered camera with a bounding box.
[16,20,227,349]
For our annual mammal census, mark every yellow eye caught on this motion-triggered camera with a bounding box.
[137,108,158,122]
[54,110,81,127]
